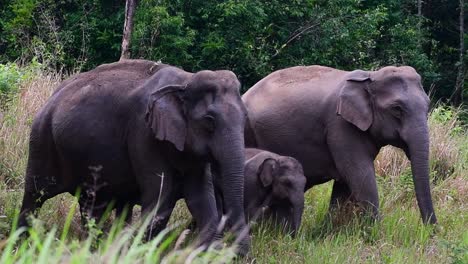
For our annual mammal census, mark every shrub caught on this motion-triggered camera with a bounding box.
[0,63,24,106]
[0,60,43,108]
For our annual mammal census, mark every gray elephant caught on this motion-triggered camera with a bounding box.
[213,148,306,235]
[243,65,437,224]
[18,59,250,252]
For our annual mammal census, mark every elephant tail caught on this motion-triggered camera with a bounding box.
[244,115,258,148]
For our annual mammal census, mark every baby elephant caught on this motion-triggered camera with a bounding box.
[216,148,306,235]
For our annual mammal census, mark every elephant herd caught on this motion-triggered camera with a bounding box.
[17,59,437,255]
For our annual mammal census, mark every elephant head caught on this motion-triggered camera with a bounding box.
[145,69,249,246]
[337,66,437,224]
[245,151,306,235]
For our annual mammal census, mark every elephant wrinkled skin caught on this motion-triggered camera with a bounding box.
[18,59,250,253]
[243,65,437,224]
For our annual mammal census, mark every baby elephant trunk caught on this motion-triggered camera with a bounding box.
[289,196,305,236]
[276,196,304,236]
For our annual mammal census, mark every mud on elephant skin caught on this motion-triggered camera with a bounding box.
[243,65,437,224]
[18,59,250,253]
[213,148,306,236]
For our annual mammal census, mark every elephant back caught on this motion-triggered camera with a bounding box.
[52,59,169,96]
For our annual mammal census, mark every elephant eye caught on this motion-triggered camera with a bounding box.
[203,114,216,132]
[390,105,403,118]
[280,177,293,188]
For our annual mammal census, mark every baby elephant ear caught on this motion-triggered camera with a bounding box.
[145,84,186,151]
[337,70,373,131]
[258,158,277,187]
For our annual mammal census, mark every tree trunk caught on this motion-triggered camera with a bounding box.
[451,0,465,105]
[417,0,424,48]
[120,0,137,60]
[417,0,422,17]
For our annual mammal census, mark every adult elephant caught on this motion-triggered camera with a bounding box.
[18,59,250,252]
[242,65,437,224]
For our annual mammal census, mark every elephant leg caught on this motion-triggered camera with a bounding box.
[186,188,221,232]
[183,165,219,248]
[18,175,65,228]
[18,190,43,228]
[346,174,379,220]
[329,136,380,220]
[188,164,223,232]
[139,168,179,240]
[329,180,352,211]
[18,138,66,229]
[333,171,379,220]
[18,187,53,228]
[335,171,379,220]
[144,196,178,240]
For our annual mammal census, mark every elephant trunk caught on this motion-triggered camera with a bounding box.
[213,131,250,252]
[405,122,437,224]
[290,198,304,236]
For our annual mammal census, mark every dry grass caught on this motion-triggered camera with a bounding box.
[428,107,465,181]
[0,71,63,186]
[375,147,409,180]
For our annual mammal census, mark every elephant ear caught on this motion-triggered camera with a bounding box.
[258,158,278,187]
[145,84,187,151]
[337,70,373,131]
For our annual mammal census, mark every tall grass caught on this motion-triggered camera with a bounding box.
[1,68,467,263]
[0,69,61,185]
[0,206,236,264]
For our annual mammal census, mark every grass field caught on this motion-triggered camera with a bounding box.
[0,70,466,263]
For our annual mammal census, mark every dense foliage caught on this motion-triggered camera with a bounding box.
[0,0,466,100]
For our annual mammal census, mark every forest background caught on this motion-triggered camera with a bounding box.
[0,0,466,103]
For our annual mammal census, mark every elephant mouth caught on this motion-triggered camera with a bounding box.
[395,142,410,159]
[388,140,410,158]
